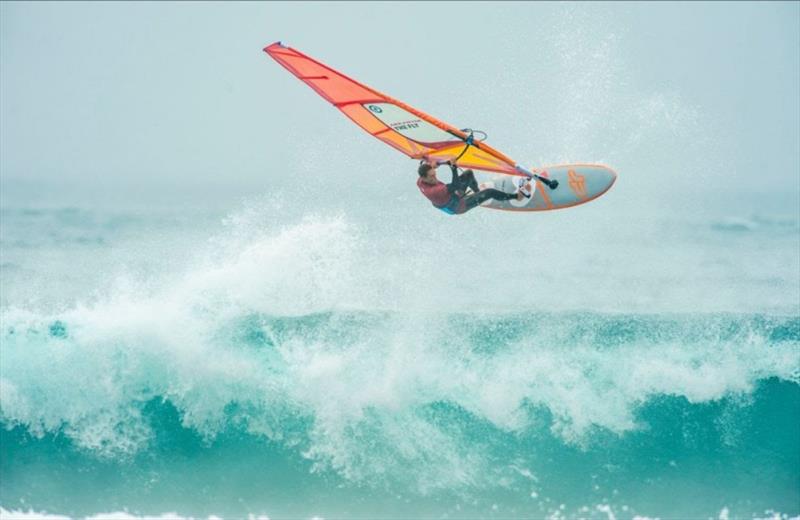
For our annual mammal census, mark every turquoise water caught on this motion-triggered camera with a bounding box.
[0,180,798,519]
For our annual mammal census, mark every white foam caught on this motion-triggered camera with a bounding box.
[0,508,70,520]
[0,511,272,520]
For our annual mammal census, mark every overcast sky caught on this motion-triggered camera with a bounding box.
[1,2,798,208]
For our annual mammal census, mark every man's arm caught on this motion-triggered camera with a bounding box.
[446,163,461,194]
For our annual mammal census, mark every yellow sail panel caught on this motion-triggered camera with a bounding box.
[425,146,518,175]
[418,138,519,174]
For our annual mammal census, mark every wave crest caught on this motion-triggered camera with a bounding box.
[2,301,798,492]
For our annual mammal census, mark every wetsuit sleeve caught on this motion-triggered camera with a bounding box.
[447,164,460,194]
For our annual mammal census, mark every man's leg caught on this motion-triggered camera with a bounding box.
[457,169,481,193]
[461,188,516,212]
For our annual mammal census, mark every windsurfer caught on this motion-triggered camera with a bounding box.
[416,159,529,214]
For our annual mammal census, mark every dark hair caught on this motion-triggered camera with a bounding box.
[418,162,433,177]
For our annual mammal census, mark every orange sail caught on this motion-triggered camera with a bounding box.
[263,42,521,175]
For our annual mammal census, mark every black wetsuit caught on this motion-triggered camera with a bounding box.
[444,164,518,214]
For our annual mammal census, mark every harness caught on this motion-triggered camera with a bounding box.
[435,195,461,215]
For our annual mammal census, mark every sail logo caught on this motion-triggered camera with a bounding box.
[367,105,383,113]
[390,119,421,131]
[568,170,587,199]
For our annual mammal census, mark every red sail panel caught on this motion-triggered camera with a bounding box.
[263,42,520,175]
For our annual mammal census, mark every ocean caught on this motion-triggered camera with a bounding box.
[0,176,798,519]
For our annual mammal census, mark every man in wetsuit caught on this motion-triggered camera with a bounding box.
[416,159,528,214]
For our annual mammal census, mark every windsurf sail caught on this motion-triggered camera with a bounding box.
[263,42,522,175]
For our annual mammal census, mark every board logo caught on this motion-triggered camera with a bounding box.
[367,105,383,113]
[568,170,587,199]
